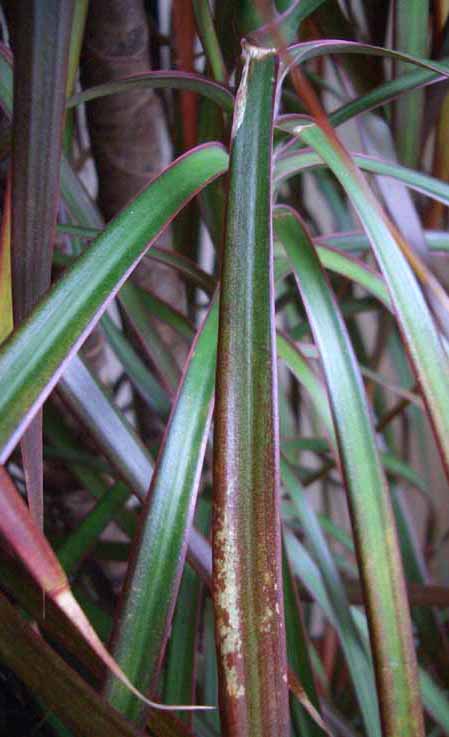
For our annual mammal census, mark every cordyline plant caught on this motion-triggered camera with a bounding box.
[2,1,449,736]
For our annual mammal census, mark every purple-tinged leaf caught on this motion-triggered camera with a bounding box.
[0,591,197,737]
[68,70,234,113]
[283,39,449,82]
[213,43,289,737]
[0,465,211,713]
[9,1,74,530]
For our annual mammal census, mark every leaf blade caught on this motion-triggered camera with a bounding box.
[68,70,234,113]
[105,299,219,720]
[0,143,228,462]
[275,207,425,737]
[297,123,449,483]
[213,45,289,737]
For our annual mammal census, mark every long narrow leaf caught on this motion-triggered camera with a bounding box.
[316,230,449,254]
[276,332,335,443]
[393,0,428,167]
[351,609,449,734]
[192,0,227,83]
[0,143,228,462]
[282,540,327,737]
[10,1,74,530]
[275,145,449,207]
[164,564,202,724]
[0,591,195,737]
[68,70,234,113]
[58,353,212,586]
[281,460,381,737]
[213,43,289,737]
[0,466,203,712]
[284,39,449,82]
[105,298,219,720]
[101,313,171,418]
[293,122,449,482]
[275,207,425,737]
[10,0,73,323]
[329,61,449,130]
[57,481,130,575]
[59,354,153,499]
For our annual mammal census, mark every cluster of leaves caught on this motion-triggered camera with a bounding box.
[1,1,449,736]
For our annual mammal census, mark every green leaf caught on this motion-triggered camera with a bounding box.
[257,0,328,43]
[329,60,449,130]
[10,0,73,324]
[0,431,211,715]
[134,288,194,340]
[276,230,391,307]
[119,282,180,395]
[275,145,449,207]
[278,329,445,679]
[58,355,153,498]
[316,230,449,255]
[68,71,234,113]
[105,299,219,720]
[276,332,335,443]
[196,597,220,735]
[351,609,449,735]
[101,313,171,418]
[0,143,228,462]
[282,539,326,737]
[164,502,209,725]
[56,222,217,295]
[57,481,130,576]
[285,39,449,82]
[56,358,210,581]
[295,122,449,485]
[193,0,227,83]
[390,487,449,677]
[213,44,289,737]
[163,565,202,724]
[419,670,449,733]
[63,0,88,151]
[281,459,380,737]
[44,400,138,551]
[393,0,429,168]
[275,207,425,737]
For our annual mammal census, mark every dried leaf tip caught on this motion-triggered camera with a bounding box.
[293,122,315,136]
[232,40,276,140]
[54,587,214,712]
[241,39,277,59]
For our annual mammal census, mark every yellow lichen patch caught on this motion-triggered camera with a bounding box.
[260,605,274,634]
[226,665,246,699]
[214,514,245,699]
[263,570,273,587]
